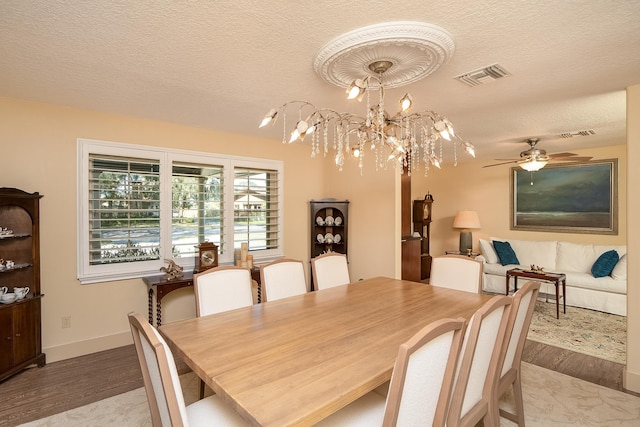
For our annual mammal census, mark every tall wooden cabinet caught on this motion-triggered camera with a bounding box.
[413,194,434,280]
[310,199,349,260]
[0,188,45,382]
[310,199,349,290]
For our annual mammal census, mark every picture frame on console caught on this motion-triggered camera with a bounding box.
[510,158,618,235]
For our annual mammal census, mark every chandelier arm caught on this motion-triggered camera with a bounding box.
[259,34,473,174]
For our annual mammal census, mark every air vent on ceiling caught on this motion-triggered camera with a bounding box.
[558,129,596,138]
[455,64,511,87]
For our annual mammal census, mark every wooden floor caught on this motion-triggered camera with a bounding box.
[0,341,633,427]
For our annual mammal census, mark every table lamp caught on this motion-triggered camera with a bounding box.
[453,211,481,254]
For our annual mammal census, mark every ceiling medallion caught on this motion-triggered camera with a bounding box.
[313,21,456,89]
[259,22,475,175]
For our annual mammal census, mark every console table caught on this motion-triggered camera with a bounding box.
[143,267,262,326]
[506,268,566,319]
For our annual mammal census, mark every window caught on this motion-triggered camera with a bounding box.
[78,139,283,284]
[233,167,280,251]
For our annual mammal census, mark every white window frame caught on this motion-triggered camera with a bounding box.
[77,138,284,284]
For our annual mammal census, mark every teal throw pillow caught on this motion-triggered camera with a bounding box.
[591,250,620,278]
[492,240,520,266]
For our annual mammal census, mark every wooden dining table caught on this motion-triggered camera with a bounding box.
[159,276,492,426]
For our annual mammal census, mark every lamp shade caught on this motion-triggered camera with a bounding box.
[453,211,481,229]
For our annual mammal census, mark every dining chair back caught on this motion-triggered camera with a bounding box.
[260,258,307,301]
[384,317,467,426]
[429,255,483,293]
[127,313,247,427]
[311,252,350,290]
[194,266,254,317]
[193,266,254,398]
[495,281,540,426]
[313,317,467,427]
[447,295,513,427]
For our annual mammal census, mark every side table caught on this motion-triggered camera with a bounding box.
[506,268,566,319]
[143,266,262,326]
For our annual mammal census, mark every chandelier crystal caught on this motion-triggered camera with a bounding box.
[258,21,476,175]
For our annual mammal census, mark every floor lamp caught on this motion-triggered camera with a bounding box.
[453,211,481,254]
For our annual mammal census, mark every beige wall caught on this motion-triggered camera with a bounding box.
[0,97,396,362]
[625,84,639,392]
[412,144,627,255]
[322,157,398,282]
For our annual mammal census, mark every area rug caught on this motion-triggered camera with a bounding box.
[18,366,640,426]
[527,300,626,364]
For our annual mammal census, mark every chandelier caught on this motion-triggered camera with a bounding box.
[259,22,476,175]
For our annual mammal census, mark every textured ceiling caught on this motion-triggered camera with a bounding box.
[1,1,640,164]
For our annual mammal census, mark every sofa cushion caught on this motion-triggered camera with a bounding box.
[493,238,557,270]
[493,240,520,266]
[564,272,627,294]
[611,254,627,281]
[557,242,627,274]
[479,239,499,264]
[591,250,620,278]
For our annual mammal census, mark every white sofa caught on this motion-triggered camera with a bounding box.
[478,238,627,316]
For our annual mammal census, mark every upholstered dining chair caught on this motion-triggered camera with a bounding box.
[314,317,468,426]
[193,266,254,317]
[260,258,307,301]
[429,255,483,293]
[311,252,351,290]
[447,295,513,427]
[495,281,540,426]
[128,313,248,427]
[193,266,254,398]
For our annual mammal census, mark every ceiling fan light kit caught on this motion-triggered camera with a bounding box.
[484,138,592,171]
[259,21,476,175]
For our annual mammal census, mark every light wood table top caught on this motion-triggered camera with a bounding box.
[159,276,491,426]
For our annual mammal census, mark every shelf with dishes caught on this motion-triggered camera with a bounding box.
[316,232,343,244]
[0,232,30,239]
[315,215,344,227]
[0,262,32,273]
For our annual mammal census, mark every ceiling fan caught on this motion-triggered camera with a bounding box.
[483,138,593,171]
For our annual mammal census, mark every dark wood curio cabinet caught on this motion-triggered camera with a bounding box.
[0,188,45,382]
[310,199,349,290]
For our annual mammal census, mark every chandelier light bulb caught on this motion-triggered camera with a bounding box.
[346,78,367,100]
[259,108,278,128]
[462,141,476,158]
[400,93,413,112]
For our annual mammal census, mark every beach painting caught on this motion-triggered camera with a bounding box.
[511,159,617,234]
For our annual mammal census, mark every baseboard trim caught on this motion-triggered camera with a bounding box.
[44,331,133,363]
[623,367,640,394]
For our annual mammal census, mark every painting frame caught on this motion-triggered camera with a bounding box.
[510,159,618,235]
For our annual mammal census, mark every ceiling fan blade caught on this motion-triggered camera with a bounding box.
[549,152,578,158]
[551,156,593,162]
[482,160,520,168]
